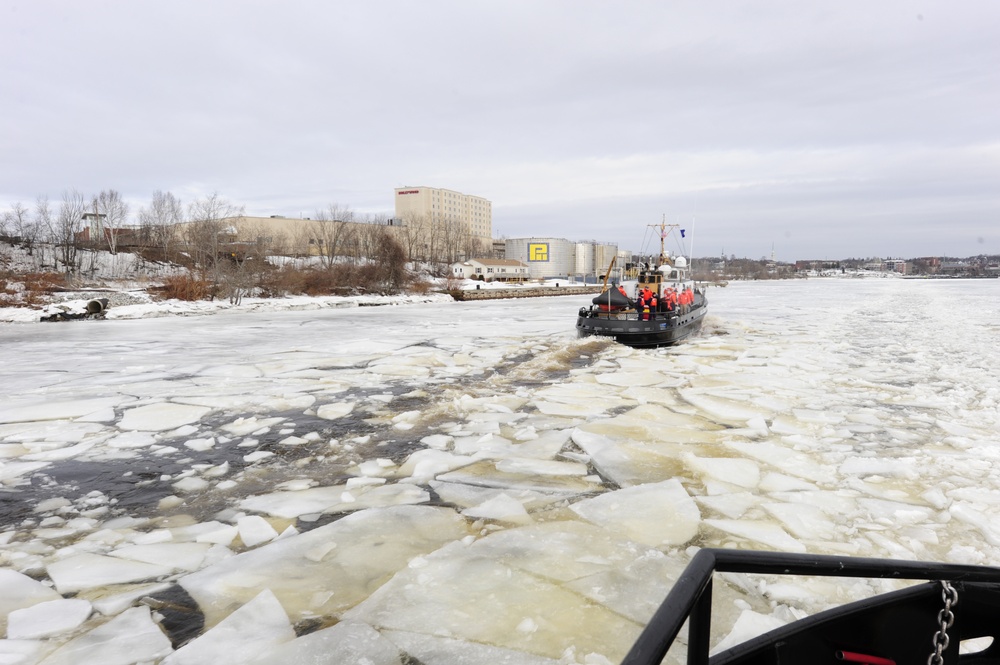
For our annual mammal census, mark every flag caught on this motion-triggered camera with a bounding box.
[680,229,686,238]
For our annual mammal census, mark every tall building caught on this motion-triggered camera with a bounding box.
[393,186,492,246]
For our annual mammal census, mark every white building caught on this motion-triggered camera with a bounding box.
[504,237,619,281]
[394,186,492,246]
[451,258,529,282]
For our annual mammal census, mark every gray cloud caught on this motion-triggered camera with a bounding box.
[2,1,997,260]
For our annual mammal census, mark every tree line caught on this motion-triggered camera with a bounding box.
[1,190,490,301]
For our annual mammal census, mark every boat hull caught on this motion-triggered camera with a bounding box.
[576,299,707,348]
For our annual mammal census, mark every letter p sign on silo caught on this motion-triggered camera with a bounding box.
[528,243,549,262]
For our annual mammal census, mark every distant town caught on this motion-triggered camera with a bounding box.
[2,186,997,311]
[691,255,1000,281]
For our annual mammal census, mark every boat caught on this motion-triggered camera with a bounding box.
[622,548,1000,665]
[576,221,708,348]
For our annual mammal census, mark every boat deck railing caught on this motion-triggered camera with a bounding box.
[621,548,1000,665]
[584,307,696,322]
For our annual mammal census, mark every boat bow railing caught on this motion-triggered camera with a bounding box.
[621,548,1000,665]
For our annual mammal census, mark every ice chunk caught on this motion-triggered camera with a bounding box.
[430,481,570,512]
[696,492,758,519]
[179,506,469,627]
[221,416,285,435]
[106,431,157,448]
[384,629,560,665]
[0,640,47,664]
[494,458,589,477]
[575,404,723,444]
[316,401,356,420]
[173,476,209,492]
[162,589,294,665]
[857,498,933,525]
[711,608,786,655]
[0,569,62,626]
[761,502,837,540]
[0,461,49,485]
[725,440,830,483]
[704,519,806,552]
[683,454,760,489]
[109,543,212,572]
[78,582,172,616]
[839,457,920,480]
[595,370,667,387]
[240,484,429,519]
[397,449,475,483]
[33,606,173,665]
[0,397,121,425]
[437,459,599,495]
[343,534,641,662]
[118,402,211,431]
[251,620,403,665]
[184,437,215,451]
[238,515,279,548]
[533,401,597,417]
[420,433,453,450]
[461,494,533,525]
[47,552,173,594]
[571,479,700,547]
[758,473,818,492]
[678,390,772,426]
[7,598,92,639]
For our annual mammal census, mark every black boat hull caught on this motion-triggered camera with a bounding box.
[576,298,708,348]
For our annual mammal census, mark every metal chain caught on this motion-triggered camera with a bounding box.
[928,580,958,665]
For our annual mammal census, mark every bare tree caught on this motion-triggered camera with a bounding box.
[372,229,409,294]
[2,202,32,248]
[355,216,386,261]
[45,190,86,274]
[396,213,429,262]
[0,206,10,241]
[29,197,53,269]
[185,193,245,299]
[463,233,485,262]
[311,204,357,268]
[138,190,184,260]
[439,219,466,264]
[91,189,130,255]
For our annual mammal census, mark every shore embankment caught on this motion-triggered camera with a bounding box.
[448,285,603,301]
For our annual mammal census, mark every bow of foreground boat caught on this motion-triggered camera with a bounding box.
[621,549,1000,665]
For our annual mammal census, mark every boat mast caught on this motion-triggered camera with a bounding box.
[649,215,680,266]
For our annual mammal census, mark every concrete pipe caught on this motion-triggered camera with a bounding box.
[86,298,109,315]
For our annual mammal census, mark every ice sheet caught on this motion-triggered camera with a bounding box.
[118,402,212,431]
[46,553,174,594]
[570,479,700,547]
[251,620,403,665]
[343,536,643,662]
[179,506,469,627]
[6,598,92,639]
[162,589,294,665]
[33,606,173,665]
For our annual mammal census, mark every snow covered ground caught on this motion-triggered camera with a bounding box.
[1,278,999,664]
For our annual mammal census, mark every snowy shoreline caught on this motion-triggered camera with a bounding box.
[0,278,605,324]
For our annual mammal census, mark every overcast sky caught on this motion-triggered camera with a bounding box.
[2,1,998,260]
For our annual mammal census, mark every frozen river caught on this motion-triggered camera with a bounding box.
[1,278,999,664]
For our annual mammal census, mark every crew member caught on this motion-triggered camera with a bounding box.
[639,286,655,321]
[664,287,678,312]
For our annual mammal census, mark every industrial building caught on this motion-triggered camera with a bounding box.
[504,237,620,281]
